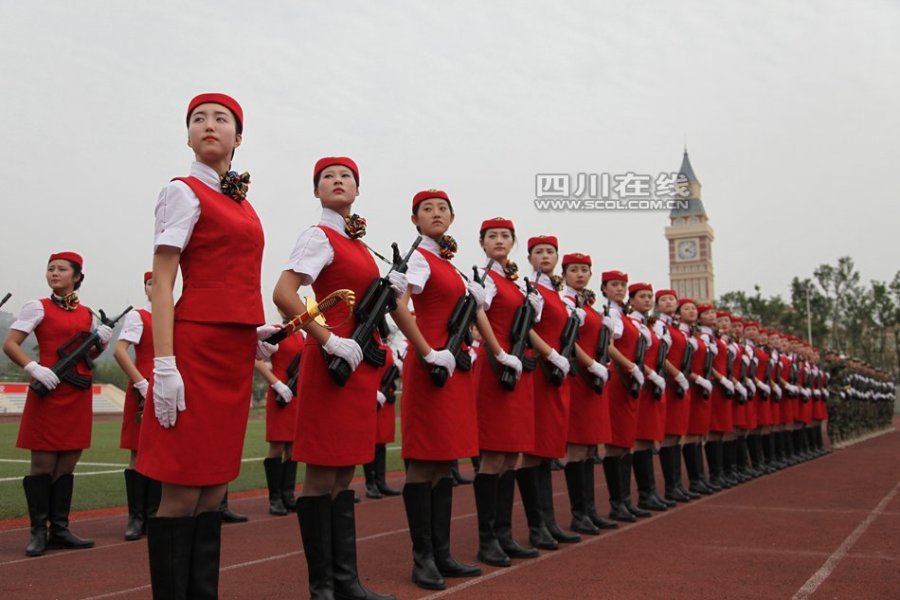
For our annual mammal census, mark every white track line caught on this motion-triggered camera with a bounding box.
[0,459,128,467]
[792,479,900,600]
[0,469,124,482]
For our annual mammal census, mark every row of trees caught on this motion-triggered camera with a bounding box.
[717,257,899,376]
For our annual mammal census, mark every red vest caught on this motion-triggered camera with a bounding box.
[36,298,93,380]
[313,226,379,338]
[533,284,568,352]
[485,270,524,352]
[134,309,154,379]
[172,176,264,325]
[411,248,466,347]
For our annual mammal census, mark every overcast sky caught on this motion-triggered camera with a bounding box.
[1,1,898,322]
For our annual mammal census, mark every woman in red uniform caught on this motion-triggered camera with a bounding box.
[390,189,482,589]
[678,299,716,495]
[601,270,651,522]
[653,290,695,503]
[4,252,112,557]
[273,156,401,600]
[472,217,545,566]
[254,312,304,516]
[626,283,671,513]
[559,253,617,533]
[113,272,162,540]
[524,235,583,545]
[137,94,277,598]
[365,345,401,499]
[744,322,775,473]
[700,306,736,489]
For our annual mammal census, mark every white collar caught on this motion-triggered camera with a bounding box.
[190,161,221,191]
[659,313,674,325]
[419,236,441,257]
[609,299,623,314]
[319,208,350,238]
[532,270,556,291]
[679,322,692,334]
[700,325,713,335]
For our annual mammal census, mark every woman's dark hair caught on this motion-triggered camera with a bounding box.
[66,261,84,291]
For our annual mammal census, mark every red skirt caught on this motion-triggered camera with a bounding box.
[709,387,733,433]
[664,386,692,436]
[756,396,773,427]
[686,387,711,435]
[292,338,381,467]
[137,322,256,485]
[796,397,813,424]
[607,367,638,449]
[732,398,748,430]
[120,383,143,450]
[635,385,666,442]
[780,397,795,425]
[17,382,92,451]
[813,399,828,421]
[567,372,610,445]
[401,349,477,460]
[377,401,396,444]
[266,387,299,443]
[476,348,535,453]
[530,359,571,459]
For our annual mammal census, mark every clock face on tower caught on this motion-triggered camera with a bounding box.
[676,239,699,261]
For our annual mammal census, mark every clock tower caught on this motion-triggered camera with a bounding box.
[665,149,716,303]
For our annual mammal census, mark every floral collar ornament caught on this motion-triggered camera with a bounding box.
[579,288,597,307]
[549,274,565,291]
[220,170,251,202]
[437,235,457,260]
[51,292,79,311]
[344,213,367,239]
[503,261,519,281]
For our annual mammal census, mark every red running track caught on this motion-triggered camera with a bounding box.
[2,424,898,599]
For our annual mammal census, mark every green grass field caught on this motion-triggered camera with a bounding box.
[0,409,406,521]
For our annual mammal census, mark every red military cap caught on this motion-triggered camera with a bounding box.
[716,310,732,319]
[562,253,591,268]
[759,327,769,334]
[412,189,451,211]
[655,289,677,301]
[144,271,153,283]
[314,156,359,185]
[744,320,760,329]
[697,303,716,314]
[186,93,243,132]
[677,297,697,307]
[731,315,744,323]
[48,251,83,268]
[601,270,628,284]
[527,235,558,252]
[480,216,515,234]
[628,282,653,295]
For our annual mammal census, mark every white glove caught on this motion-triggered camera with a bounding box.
[786,383,799,395]
[272,380,293,404]
[675,372,690,393]
[719,377,735,394]
[735,382,747,400]
[256,325,280,360]
[823,389,830,400]
[153,356,185,428]
[376,390,387,407]
[467,280,487,310]
[546,349,570,376]
[648,371,666,393]
[695,376,713,394]
[468,346,478,365]
[24,361,59,391]
[495,350,523,380]
[423,348,456,377]
[587,361,608,383]
[773,383,783,399]
[388,271,408,298]
[602,315,614,331]
[746,380,757,396]
[629,364,645,388]
[134,379,149,398]
[526,290,544,315]
[574,307,586,326]
[323,334,363,371]
[96,324,113,346]
[758,382,771,396]
[813,389,822,400]
[802,388,811,399]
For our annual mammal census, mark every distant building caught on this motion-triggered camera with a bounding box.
[665,149,716,303]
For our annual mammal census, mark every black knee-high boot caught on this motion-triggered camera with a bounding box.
[402,482,444,590]
[472,473,510,567]
[189,511,222,600]
[660,447,689,502]
[536,461,579,543]
[364,453,381,499]
[145,475,162,526]
[297,494,334,599]
[124,469,147,540]
[331,490,395,600]
[583,459,618,528]
[264,458,288,516]
[375,445,400,496]
[683,443,707,495]
[515,466,560,548]
[674,444,700,498]
[281,460,298,510]
[495,470,539,558]
[23,474,51,557]
[431,478,480,578]
[706,442,731,489]
[633,450,667,511]
[219,490,248,523]
[47,474,94,549]
[147,516,194,600]
[621,454,651,518]
[603,455,636,522]
[722,440,742,484]
[563,461,599,535]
